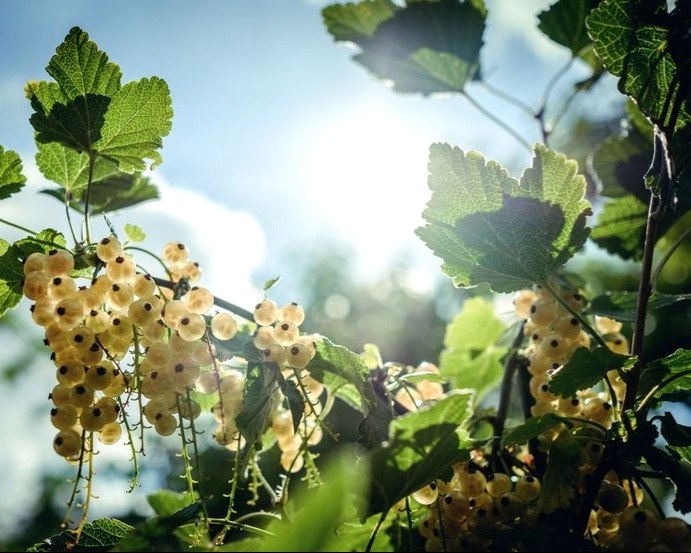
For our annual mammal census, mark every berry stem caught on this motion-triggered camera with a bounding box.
[491,321,527,466]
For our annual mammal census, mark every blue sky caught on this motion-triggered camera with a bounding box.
[0,0,598,303]
[0,0,618,536]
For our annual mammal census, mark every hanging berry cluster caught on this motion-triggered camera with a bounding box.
[20,235,326,524]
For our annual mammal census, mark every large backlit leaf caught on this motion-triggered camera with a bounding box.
[94,77,173,172]
[26,26,172,173]
[367,390,474,515]
[27,26,120,152]
[439,297,507,402]
[326,0,486,95]
[0,147,26,200]
[417,143,591,292]
[587,0,691,131]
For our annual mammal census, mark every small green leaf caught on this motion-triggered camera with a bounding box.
[124,223,146,242]
[538,0,604,77]
[278,374,305,433]
[309,337,376,415]
[439,298,507,402]
[502,413,567,447]
[417,143,592,292]
[28,518,133,552]
[94,77,173,172]
[263,276,281,291]
[367,390,474,515]
[0,239,27,317]
[657,412,691,464]
[322,0,397,42]
[335,0,486,95]
[0,147,26,200]
[146,490,196,517]
[549,346,632,398]
[639,348,691,405]
[235,363,280,447]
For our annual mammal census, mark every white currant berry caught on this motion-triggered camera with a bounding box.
[162,241,189,266]
[183,286,214,315]
[23,252,47,275]
[98,421,122,445]
[53,429,82,458]
[96,235,123,262]
[254,299,279,326]
[278,302,305,326]
[45,249,75,277]
[210,312,238,340]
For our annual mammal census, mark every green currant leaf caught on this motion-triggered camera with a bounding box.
[277,374,305,433]
[590,195,649,260]
[235,362,281,448]
[93,77,173,172]
[309,337,376,415]
[221,452,369,552]
[123,223,145,242]
[41,171,159,214]
[549,345,633,398]
[639,348,691,405]
[643,445,691,514]
[112,502,202,552]
[0,147,26,200]
[0,231,67,317]
[502,413,568,447]
[0,239,23,317]
[330,0,486,95]
[591,291,691,322]
[417,143,592,292]
[28,517,133,552]
[538,0,605,83]
[35,142,120,196]
[367,389,474,515]
[439,297,507,403]
[591,130,652,200]
[656,411,691,464]
[322,0,397,42]
[26,26,172,173]
[587,0,691,133]
[27,26,121,152]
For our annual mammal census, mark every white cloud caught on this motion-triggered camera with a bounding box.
[0,157,267,539]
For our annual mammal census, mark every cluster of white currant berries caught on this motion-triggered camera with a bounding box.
[21,236,244,459]
[513,284,628,431]
[251,298,326,471]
